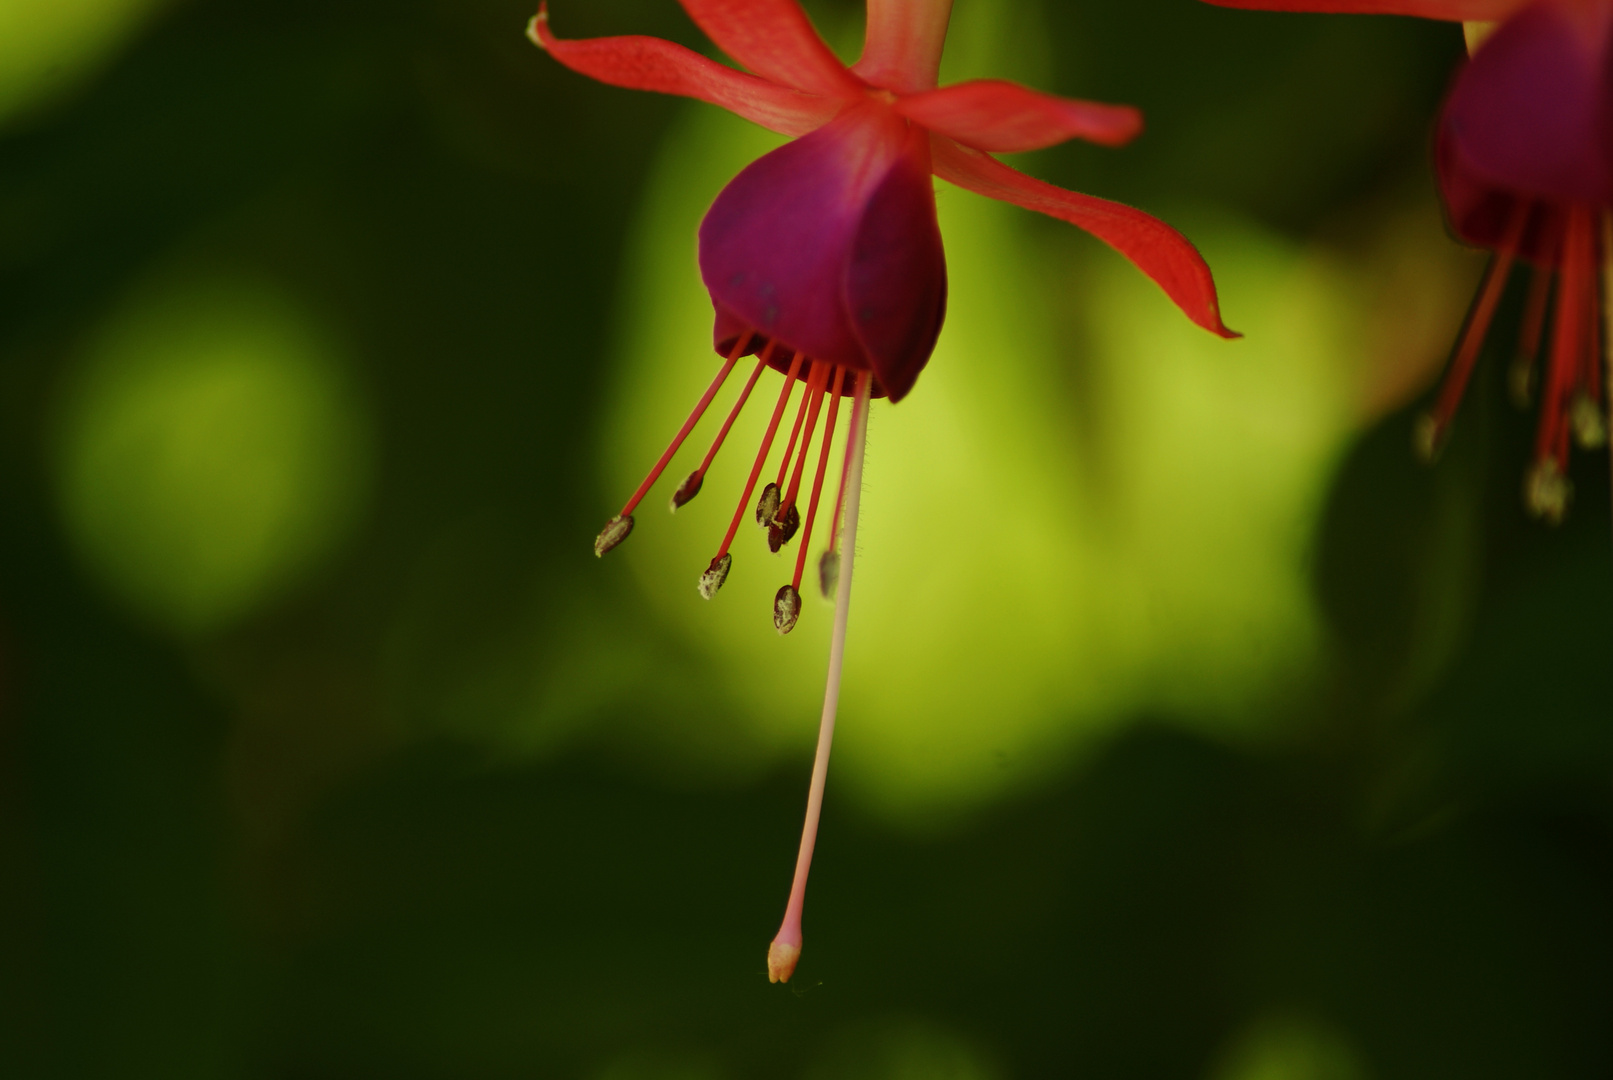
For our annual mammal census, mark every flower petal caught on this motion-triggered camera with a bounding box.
[701,106,946,397]
[894,79,1142,152]
[678,0,862,97]
[854,0,954,93]
[1439,0,1613,208]
[844,123,947,400]
[1196,0,1528,18]
[529,7,839,136]
[931,138,1237,338]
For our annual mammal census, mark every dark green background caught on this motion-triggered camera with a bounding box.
[1,0,1608,1076]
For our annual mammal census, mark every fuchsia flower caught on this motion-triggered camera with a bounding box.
[531,0,1233,983]
[1205,0,1613,521]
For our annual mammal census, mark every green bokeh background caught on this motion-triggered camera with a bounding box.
[0,0,1608,1076]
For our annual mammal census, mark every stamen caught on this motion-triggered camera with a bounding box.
[768,505,801,554]
[792,374,843,595]
[597,339,752,553]
[1579,229,1604,449]
[1415,202,1529,462]
[672,342,774,512]
[1511,265,1553,407]
[1525,456,1573,524]
[782,366,829,517]
[773,584,801,634]
[774,361,819,490]
[755,483,781,528]
[594,514,633,557]
[768,369,872,985]
[1570,391,1606,449]
[703,351,807,597]
[769,363,829,553]
[818,551,840,600]
[1603,212,1613,515]
[699,553,733,599]
[1535,207,1593,471]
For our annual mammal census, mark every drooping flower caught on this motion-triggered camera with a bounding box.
[1204,0,1613,522]
[532,0,1233,983]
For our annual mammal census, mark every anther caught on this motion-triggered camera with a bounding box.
[699,553,733,599]
[768,503,800,553]
[818,550,839,599]
[773,584,801,634]
[755,482,781,527]
[595,514,634,557]
[1570,391,1607,449]
[670,471,704,511]
[1508,357,1536,408]
[1524,457,1573,525]
[1412,412,1446,464]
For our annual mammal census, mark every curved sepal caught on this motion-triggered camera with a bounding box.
[895,79,1142,153]
[678,0,861,97]
[529,7,839,136]
[931,138,1237,339]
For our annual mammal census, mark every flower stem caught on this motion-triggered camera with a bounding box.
[767,369,872,984]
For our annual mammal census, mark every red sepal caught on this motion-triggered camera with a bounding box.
[677,0,862,97]
[530,7,840,136]
[931,138,1238,339]
[895,79,1142,153]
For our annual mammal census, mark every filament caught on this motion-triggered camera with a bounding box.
[694,342,776,482]
[715,351,806,560]
[792,371,843,592]
[618,333,751,516]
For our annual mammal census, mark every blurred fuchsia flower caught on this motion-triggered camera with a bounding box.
[1206,0,1613,522]
[532,0,1233,982]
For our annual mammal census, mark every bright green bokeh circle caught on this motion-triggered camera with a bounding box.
[56,275,372,635]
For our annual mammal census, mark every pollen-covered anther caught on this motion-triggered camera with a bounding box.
[755,483,781,527]
[1412,412,1447,464]
[774,584,801,634]
[594,514,634,557]
[768,504,801,553]
[670,471,704,511]
[817,550,839,599]
[1508,356,1536,408]
[1569,392,1607,449]
[699,553,733,599]
[1524,457,1573,525]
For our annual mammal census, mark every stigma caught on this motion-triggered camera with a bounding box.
[1414,201,1608,524]
[593,329,860,632]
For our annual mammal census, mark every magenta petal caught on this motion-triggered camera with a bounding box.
[1440,0,1613,208]
[700,103,946,397]
[844,124,946,400]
